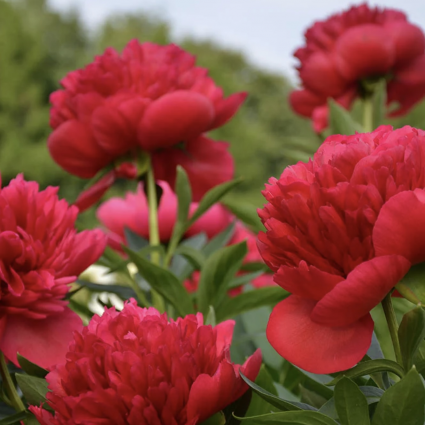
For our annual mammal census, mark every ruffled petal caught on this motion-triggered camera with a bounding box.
[267,296,374,374]
[0,308,83,369]
[311,255,411,327]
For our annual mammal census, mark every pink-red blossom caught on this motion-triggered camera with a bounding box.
[48,41,243,201]
[30,300,261,425]
[258,126,425,373]
[0,175,106,368]
[290,4,425,132]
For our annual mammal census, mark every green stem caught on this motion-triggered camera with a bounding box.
[146,158,165,312]
[362,95,373,132]
[381,293,404,368]
[0,352,25,413]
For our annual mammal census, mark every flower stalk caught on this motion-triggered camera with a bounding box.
[362,95,373,132]
[0,352,25,413]
[381,293,404,368]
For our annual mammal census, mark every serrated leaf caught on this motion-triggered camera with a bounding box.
[371,367,425,425]
[124,247,194,316]
[197,242,247,314]
[326,359,405,386]
[334,377,370,425]
[329,99,363,135]
[237,410,338,424]
[15,373,48,406]
[189,179,243,225]
[398,306,425,371]
[240,372,316,412]
[216,287,289,321]
[17,354,48,378]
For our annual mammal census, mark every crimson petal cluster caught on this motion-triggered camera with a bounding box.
[0,175,106,368]
[258,126,425,373]
[290,4,425,132]
[30,300,261,425]
[49,40,244,200]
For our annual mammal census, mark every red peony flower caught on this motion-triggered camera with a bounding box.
[48,41,242,200]
[96,180,233,249]
[0,175,106,368]
[30,300,261,425]
[258,126,425,373]
[290,4,425,132]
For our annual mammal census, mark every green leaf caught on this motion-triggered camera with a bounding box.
[189,178,243,224]
[202,222,236,257]
[0,411,28,425]
[76,279,136,299]
[17,354,48,378]
[398,306,425,371]
[216,287,289,321]
[371,79,386,129]
[15,373,48,406]
[245,366,279,417]
[326,359,405,386]
[398,262,425,304]
[371,367,425,425]
[197,242,247,314]
[168,166,192,248]
[328,99,363,135]
[334,377,370,425]
[237,410,338,424]
[228,271,265,289]
[201,412,226,425]
[124,247,194,316]
[240,372,316,412]
[221,199,263,233]
[124,228,149,251]
[205,306,216,326]
[174,244,206,270]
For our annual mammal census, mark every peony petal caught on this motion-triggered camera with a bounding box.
[138,91,214,150]
[311,255,411,327]
[289,89,325,118]
[374,189,425,264]
[210,92,247,129]
[214,320,235,355]
[0,307,83,368]
[152,136,234,201]
[267,296,374,374]
[74,171,116,213]
[274,261,344,300]
[48,120,113,178]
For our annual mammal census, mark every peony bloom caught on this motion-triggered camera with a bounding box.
[48,41,243,201]
[258,126,425,374]
[0,175,106,368]
[30,300,261,425]
[96,180,233,249]
[290,4,425,132]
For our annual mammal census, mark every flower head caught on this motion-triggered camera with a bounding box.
[30,300,261,425]
[0,175,106,368]
[259,126,425,373]
[48,41,243,200]
[290,4,425,132]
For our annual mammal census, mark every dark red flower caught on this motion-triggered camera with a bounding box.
[30,300,261,425]
[0,175,106,368]
[290,4,425,132]
[258,126,425,373]
[48,41,243,200]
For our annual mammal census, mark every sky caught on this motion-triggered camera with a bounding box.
[47,0,425,82]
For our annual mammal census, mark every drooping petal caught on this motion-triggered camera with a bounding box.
[138,91,214,150]
[267,296,374,374]
[289,89,325,118]
[373,189,425,264]
[311,255,411,327]
[0,307,83,368]
[210,92,247,129]
[48,121,113,178]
